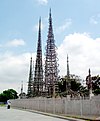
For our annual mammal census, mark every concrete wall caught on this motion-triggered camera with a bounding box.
[11,96,100,116]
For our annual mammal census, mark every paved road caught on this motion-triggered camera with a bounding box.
[0,107,72,121]
[0,107,87,121]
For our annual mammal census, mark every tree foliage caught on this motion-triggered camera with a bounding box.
[58,74,100,97]
[86,75,100,95]
[0,89,18,102]
[58,75,82,93]
[71,80,81,91]
[92,76,100,95]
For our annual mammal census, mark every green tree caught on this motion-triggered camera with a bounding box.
[0,89,18,102]
[93,89,100,95]
[92,76,100,95]
[58,75,82,93]
[71,80,81,91]
[0,93,7,102]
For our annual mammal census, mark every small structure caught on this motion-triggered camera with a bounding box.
[19,81,27,99]
[86,69,94,98]
[19,92,26,99]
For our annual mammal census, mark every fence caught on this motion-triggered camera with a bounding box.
[11,95,100,116]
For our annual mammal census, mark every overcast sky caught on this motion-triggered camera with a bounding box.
[0,0,100,93]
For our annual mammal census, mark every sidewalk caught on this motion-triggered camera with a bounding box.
[0,106,99,121]
[0,106,83,121]
[20,108,100,121]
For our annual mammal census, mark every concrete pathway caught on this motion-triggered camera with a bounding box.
[0,107,87,121]
[0,107,77,121]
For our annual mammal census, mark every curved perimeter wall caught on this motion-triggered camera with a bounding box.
[11,96,100,116]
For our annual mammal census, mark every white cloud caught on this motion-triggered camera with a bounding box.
[6,39,26,47]
[89,14,100,25]
[0,44,2,47]
[37,0,48,5]
[56,19,72,33]
[90,16,98,25]
[57,33,100,80]
[0,33,100,93]
[0,52,36,93]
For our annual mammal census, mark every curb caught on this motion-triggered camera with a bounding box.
[12,107,86,121]
[12,107,100,121]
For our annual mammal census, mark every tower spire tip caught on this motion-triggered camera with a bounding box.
[49,8,52,17]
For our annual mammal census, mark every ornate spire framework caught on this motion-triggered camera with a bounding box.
[44,9,58,97]
[88,68,92,90]
[86,68,92,90]
[33,18,43,95]
[27,56,33,97]
[66,54,71,90]
[67,54,70,78]
[89,68,91,77]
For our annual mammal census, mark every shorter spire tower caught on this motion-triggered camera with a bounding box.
[88,68,92,91]
[27,56,33,97]
[20,81,24,99]
[66,54,71,90]
[33,18,43,96]
[86,68,92,90]
[86,68,93,98]
[67,54,70,78]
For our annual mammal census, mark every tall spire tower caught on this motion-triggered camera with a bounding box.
[27,56,33,97]
[44,9,58,97]
[33,18,43,95]
[67,54,70,78]
[66,54,70,89]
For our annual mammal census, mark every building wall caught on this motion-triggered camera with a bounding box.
[11,96,100,116]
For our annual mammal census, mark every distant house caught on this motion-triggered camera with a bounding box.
[19,92,26,99]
